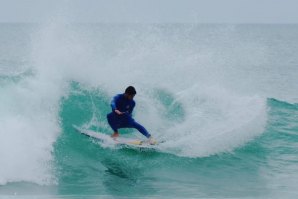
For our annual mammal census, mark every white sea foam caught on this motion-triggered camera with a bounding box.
[156,85,267,157]
[31,22,268,159]
[0,80,59,185]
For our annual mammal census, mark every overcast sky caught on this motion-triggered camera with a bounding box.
[0,0,298,23]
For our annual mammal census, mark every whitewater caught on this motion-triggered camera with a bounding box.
[0,23,297,198]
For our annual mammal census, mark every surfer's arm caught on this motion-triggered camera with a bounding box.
[127,101,135,115]
[111,94,125,115]
[111,94,121,112]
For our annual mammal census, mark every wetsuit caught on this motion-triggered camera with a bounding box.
[106,94,151,138]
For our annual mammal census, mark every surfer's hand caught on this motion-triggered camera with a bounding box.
[115,110,123,115]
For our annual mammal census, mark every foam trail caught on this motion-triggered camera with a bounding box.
[157,85,267,157]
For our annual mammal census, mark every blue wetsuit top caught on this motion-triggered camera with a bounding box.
[111,94,135,115]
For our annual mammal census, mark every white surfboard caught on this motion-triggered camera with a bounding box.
[73,125,158,149]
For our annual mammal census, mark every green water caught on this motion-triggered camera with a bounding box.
[49,83,298,198]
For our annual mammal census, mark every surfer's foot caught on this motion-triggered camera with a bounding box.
[148,136,157,145]
[111,132,119,138]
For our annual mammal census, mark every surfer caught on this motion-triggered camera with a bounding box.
[107,86,157,144]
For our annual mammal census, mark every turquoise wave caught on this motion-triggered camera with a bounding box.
[51,82,298,197]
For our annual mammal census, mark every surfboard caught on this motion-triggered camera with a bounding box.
[73,125,158,149]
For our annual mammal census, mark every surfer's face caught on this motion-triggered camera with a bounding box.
[125,94,135,100]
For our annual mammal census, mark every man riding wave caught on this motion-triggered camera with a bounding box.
[107,86,156,145]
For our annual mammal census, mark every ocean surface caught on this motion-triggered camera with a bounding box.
[0,23,297,198]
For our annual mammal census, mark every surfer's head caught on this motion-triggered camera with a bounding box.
[124,86,136,100]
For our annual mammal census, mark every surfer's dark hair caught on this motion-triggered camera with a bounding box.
[125,86,137,95]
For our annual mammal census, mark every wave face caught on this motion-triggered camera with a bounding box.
[0,24,298,198]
